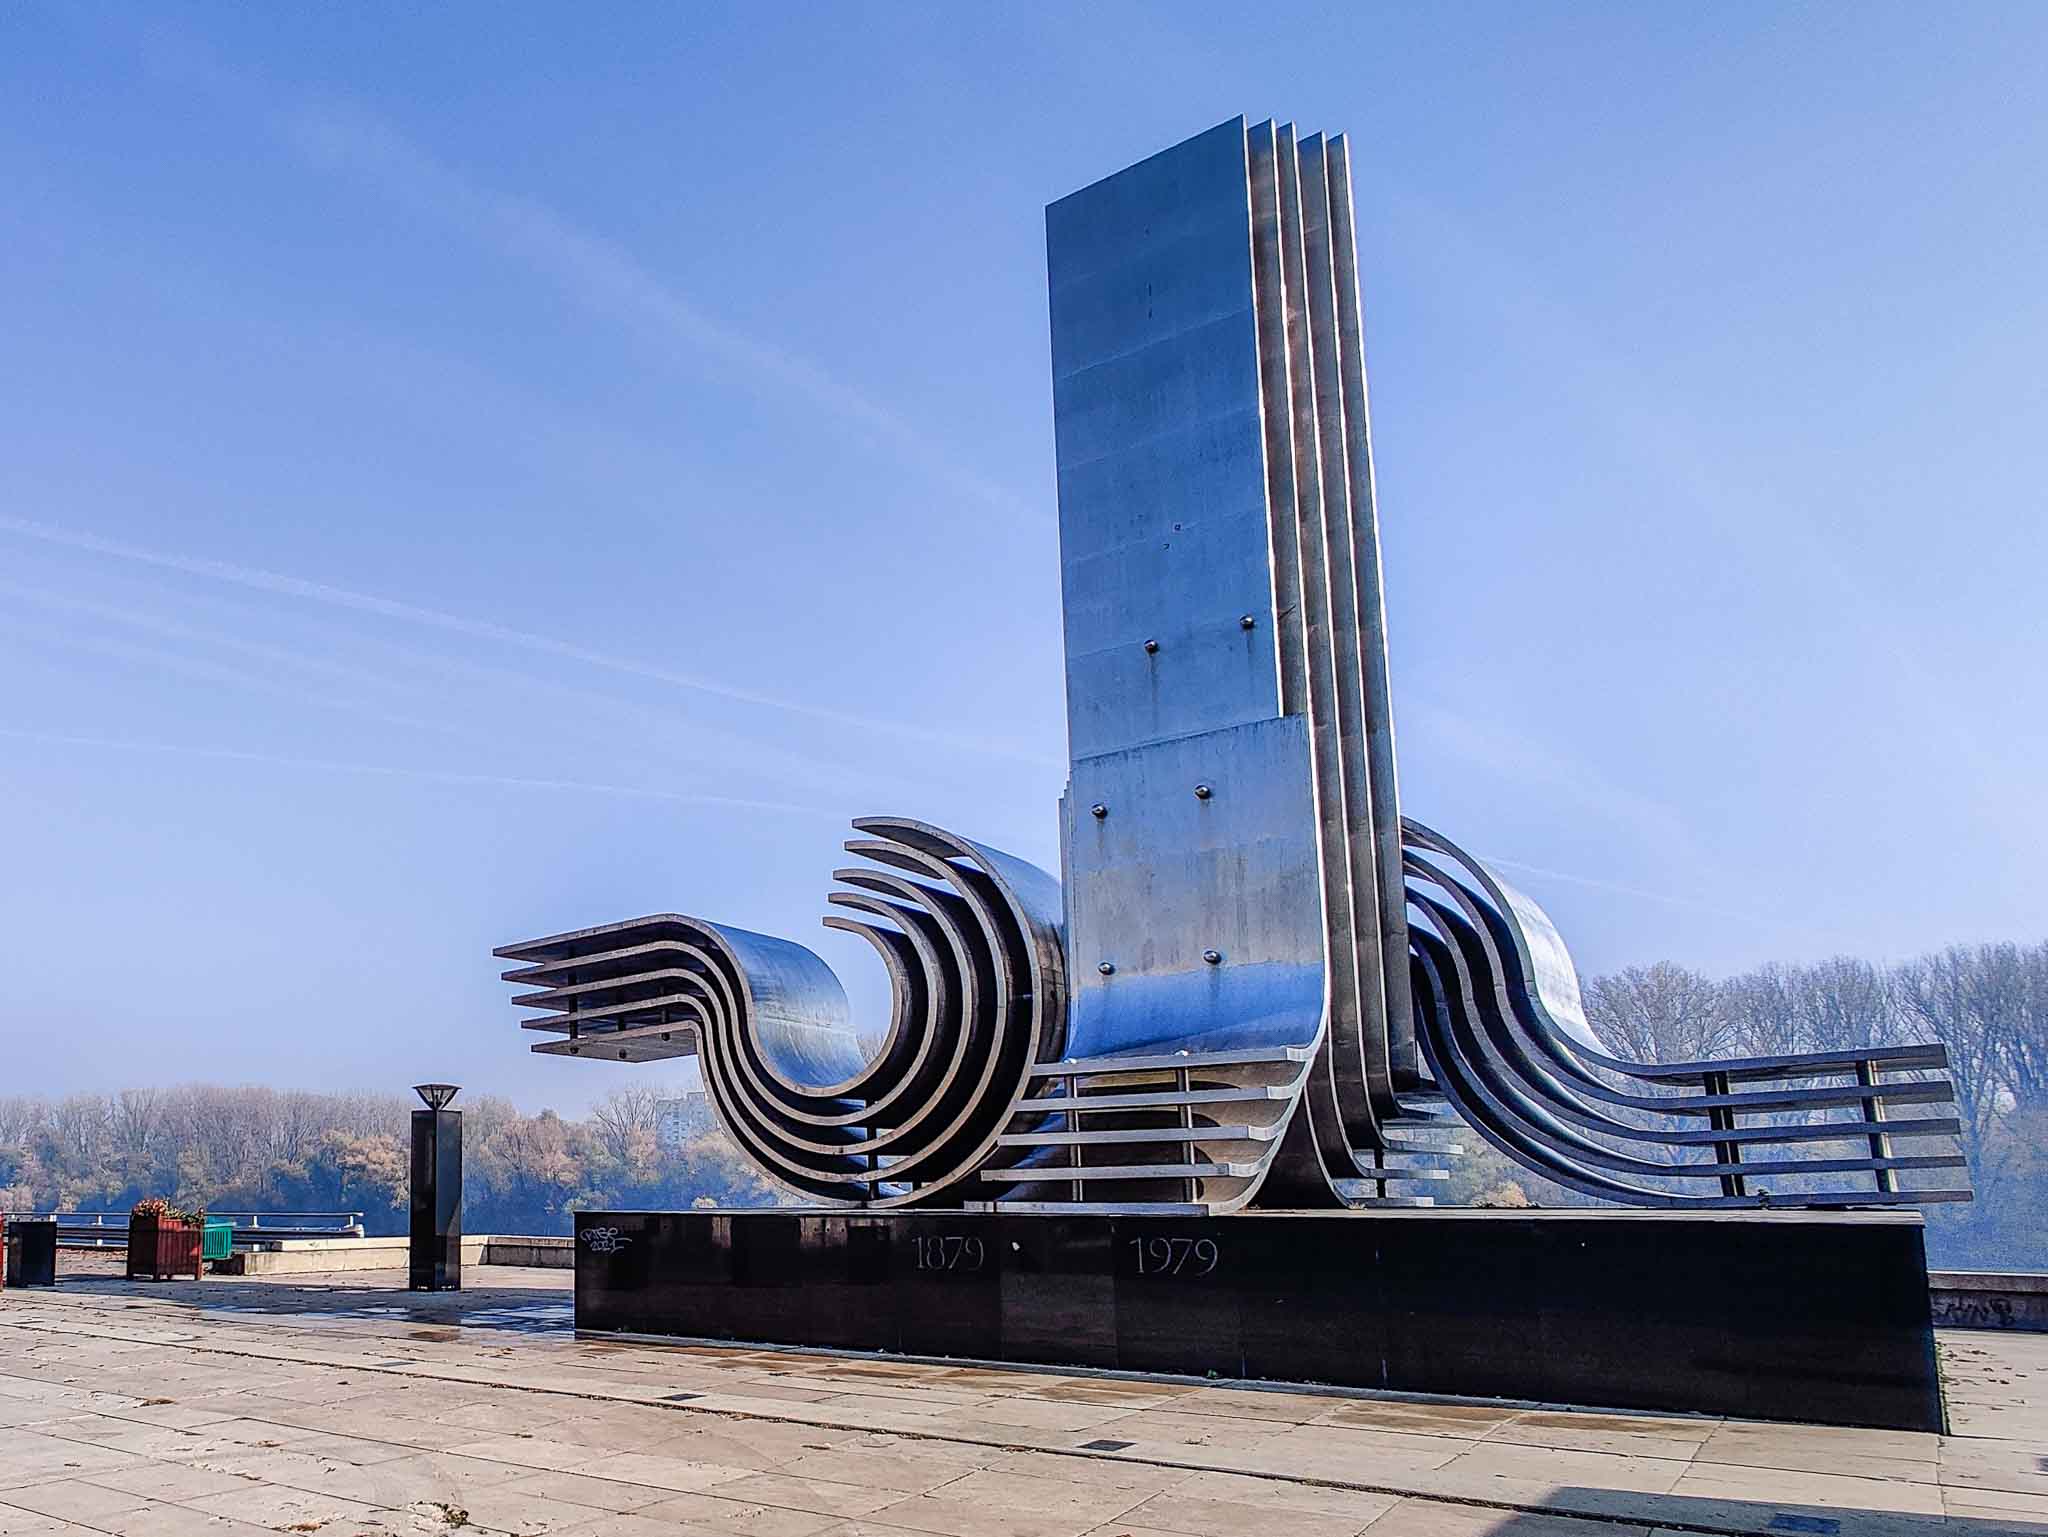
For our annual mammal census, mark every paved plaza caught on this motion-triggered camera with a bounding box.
[0,1267,2042,1537]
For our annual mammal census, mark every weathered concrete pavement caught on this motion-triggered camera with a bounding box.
[1,1268,2042,1537]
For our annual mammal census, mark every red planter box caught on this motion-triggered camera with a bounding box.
[127,1217,202,1281]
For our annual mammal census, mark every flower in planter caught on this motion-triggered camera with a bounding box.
[130,1197,205,1225]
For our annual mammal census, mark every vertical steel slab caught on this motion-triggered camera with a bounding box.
[1048,119,1328,1066]
[1047,116,1283,758]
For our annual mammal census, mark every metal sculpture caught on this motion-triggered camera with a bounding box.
[501,117,1970,1214]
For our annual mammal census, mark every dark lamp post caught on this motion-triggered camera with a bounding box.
[409,1083,462,1291]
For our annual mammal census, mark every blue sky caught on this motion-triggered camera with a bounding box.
[2,5,2042,1112]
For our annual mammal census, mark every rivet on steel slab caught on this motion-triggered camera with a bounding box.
[1098,961,1116,975]
[1202,949,1222,965]
[1090,802,1108,819]
[1240,614,1256,630]
[1194,783,1212,800]
[1143,638,1159,654]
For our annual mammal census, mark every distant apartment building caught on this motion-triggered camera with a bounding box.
[654,1092,712,1151]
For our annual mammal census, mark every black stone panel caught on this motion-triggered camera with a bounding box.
[571,1209,1943,1432]
[3,1219,57,1287]
[1002,1216,1118,1369]
[1113,1218,1238,1378]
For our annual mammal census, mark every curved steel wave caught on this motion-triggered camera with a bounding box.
[498,818,1067,1207]
[502,810,1968,1212]
[1400,818,1971,1208]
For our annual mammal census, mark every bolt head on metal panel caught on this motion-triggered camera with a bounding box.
[412,1083,460,1110]
[1202,949,1223,965]
[1194,783,1213,800]
[1142,638,1159,654]
[1090,802,1108,819]
[1098,961,1116,975]
[1239,614,1256,630]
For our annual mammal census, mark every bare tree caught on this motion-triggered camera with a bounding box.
[276,1091,326,1166]
[589,1085,663,1166]
[1583,962,1731,1064]
[1721,963,1799,1057]
[2003,940,2048,1113]
[111,1088,164,1162]
[1795,956,1895,1052]
[0,1096,42,1149]
[1897,946,2021,1193]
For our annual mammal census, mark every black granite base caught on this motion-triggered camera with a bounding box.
[573,1208,1943,1432]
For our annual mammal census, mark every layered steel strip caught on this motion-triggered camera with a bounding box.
[498,818,1066,1207]
[984,1044,1316,1212]
[1241,120,1445,1206]
[1402,817,1971,1207]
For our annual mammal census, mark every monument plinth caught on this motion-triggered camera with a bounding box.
[574,1207,1943,1432]
[501,117,1970,1429]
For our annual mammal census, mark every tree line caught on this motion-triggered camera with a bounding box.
[3,939,2042,1268]
[0,1082,780,1237]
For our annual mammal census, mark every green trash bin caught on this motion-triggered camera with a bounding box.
[201,1221,233,1263]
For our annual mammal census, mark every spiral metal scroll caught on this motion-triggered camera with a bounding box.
[498,818,1066,1206]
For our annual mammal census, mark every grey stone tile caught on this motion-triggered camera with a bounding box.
[95,1505,283,1536]
[430,1482,625,1535]
[847,1491,1104,1537]
[0,1478,155,1523]
[85,1461,254,1503]
[1167,1469,1398,1519]
[919,1468,1151,1521]
[499,1469,684,1513]
[1114,1486,1390,1537]
[1669,1462,1946,1516]
[181,1483,389,1531]
[1437,1442,1690,1496]
[701,1473,911,1518]
[630,1489,855,1536]
[1363,1501,1651,1537]
[570,1452,771,1497]
[777,1446,994,1494]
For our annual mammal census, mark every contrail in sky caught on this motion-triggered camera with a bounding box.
[1477,852,1772,928]
[0,726,838,818]
[0,574,961,803]
[0,607,470,743]
[0,514,1060,767]
[282,94,1033,523]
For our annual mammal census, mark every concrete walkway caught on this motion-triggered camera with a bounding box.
[0,1268,2041,1537]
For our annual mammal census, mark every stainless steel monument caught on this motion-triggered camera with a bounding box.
[499,118,1970,1217]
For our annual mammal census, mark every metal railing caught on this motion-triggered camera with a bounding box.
[3,1211,366,1249]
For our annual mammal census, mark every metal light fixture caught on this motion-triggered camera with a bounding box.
[413,1083,460,1110]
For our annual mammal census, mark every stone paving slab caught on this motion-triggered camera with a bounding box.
[0,1270,2042,1537]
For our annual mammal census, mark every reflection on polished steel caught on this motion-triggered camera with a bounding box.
[1404,820,1968,1206]
[501,117,1971,1213]
[500,820,1065,1205]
